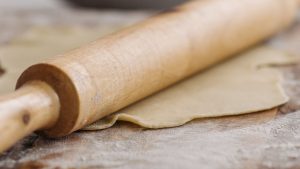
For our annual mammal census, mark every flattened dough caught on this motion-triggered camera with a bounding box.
[0,27,296,131]
[85,47,297,130]
[0,26,118,94]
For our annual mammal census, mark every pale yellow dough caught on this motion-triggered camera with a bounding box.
[0,27,296,130]
[0,26,118,94]
[85,47,297,130]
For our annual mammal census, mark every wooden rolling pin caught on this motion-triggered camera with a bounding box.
[0,0,299,153]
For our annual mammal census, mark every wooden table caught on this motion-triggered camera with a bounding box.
[1,1,300,169]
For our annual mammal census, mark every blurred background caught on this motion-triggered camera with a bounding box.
[0,0,187,45]
[0,0,187,94]
[66,0,186,9]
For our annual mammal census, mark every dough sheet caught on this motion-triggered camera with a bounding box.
[85,47,297,129]
[0,27,296,130]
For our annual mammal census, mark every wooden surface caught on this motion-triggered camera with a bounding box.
[1,1,300,169]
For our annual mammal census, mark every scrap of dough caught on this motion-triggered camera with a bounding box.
[84,47,297,130]
[0,27,296,130]
[0,26,118,94]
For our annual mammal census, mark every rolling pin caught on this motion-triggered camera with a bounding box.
[0,0,299,153]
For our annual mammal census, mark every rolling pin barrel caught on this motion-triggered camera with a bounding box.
[0,0,299,152]
[17,0,300,136]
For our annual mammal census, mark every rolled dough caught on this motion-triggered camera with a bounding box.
[0,26,118,94]
[0,27,296,131]
[85,47,297,130]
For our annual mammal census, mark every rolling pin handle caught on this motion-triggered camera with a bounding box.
[0,81,60,153]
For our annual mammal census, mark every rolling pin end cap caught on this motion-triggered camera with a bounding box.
[16,63,81,137]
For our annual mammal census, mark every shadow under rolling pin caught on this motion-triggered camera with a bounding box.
[0,0,299,153]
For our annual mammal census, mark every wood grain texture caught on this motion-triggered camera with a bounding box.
[1,0,300,169]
